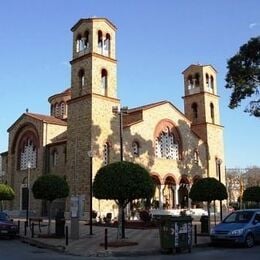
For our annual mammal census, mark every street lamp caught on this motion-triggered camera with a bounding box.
[112,106,128,161]
[216,158,223,221]
[87,150,93,235]
[112,106,128,239]
[26,161,31,226]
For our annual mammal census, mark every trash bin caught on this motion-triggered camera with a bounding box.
[155,215,192,254]
[55,210,65,237]
[200,215,209,234]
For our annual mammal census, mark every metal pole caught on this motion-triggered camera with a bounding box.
[26,164,31,225]
[119,111,123,162]
[104,228,108,250]
[218,161,223,221]
[65,226,69,246]
[89,154,93,235]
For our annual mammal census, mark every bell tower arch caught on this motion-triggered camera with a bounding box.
[66,18,120,212]
[182,64,225,180]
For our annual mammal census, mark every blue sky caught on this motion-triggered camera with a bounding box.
[0,0,259,168]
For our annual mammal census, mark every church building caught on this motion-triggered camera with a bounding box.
[0,17,225,219]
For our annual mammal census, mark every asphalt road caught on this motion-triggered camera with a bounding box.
[1,238,260,260]
[0,238,84,260]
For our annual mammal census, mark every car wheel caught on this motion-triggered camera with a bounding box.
[245,233,254,248]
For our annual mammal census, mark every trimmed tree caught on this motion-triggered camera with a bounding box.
[243,186,260,208]
[93,161,155,239]
[0,183,15,211]
[189,177,227,233]
[225,36,260,117]
[32,174,69,234]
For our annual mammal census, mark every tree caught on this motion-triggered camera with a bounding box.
[189,177,227,232]
[0,183,15,211]
[243,186,260,207]
[32,174,69,234]
[225,36,260,117]
[93,161,155,239]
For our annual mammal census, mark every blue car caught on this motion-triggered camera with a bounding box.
[210,209,260,247]
[0,212,18,239]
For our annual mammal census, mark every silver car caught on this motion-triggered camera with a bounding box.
[210,209,260,247]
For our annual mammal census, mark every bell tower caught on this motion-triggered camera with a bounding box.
[182,64,225,180]
[66,18,120,210]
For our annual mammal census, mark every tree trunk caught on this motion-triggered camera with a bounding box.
[48,201,52,235]
[117,204,126,239]
[213,200,216,225]
[207,201,211,234]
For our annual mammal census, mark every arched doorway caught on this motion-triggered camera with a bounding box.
[178,175,190,209]
[191,175,203,208]
[163,176,176,209]
[151,175,161,209]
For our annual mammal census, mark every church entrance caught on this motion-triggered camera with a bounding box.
[178,175,190,209]
[21,185,28,211]
[163,176,176,209]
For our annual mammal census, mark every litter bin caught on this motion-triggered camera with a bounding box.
[155,215,192,254]
[55,210,65,237]
[200,215,209,234]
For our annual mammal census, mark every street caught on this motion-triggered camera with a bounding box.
[1,238,260,260]
[0,238,84,260]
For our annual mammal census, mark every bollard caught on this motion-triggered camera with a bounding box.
[31,223,34,238]
[17,220,20,235]
[65,226,69,246]
[194,225,197,246]
[24,222,27,236]
[104,228,108,250]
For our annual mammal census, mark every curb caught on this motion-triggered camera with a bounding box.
[19,236,211,257]
[20,236,66,253]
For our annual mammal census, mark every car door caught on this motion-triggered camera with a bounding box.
[253,213,260,242]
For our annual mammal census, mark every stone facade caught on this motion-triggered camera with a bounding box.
[0,17,225,220]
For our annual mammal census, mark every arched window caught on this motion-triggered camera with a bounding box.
[210,75,214,90]
[104,33,111,56]
[98,30,103,54]
[78,69,85,88]
[195,73,200,87]
[210,103,215,123]
[191,103,198,119]
[55,103,60,117]
[76,34,82,52]
[63,147,67,163]
[101,69,108,95]
[205,73,209,87]
[51,149,58,167]
[187,75,193,89]
[194,149,199,164]
[18,132,38,170]
[132,141,140,156]
[60,102,66,117]
[83,30,89,50]
[103,142,110,165]
[155,127,179,160]
[50,104,54,116]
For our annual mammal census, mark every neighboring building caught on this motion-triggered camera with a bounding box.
[226,167,260,206]
[1,17,225,219]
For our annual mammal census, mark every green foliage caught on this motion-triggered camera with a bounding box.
[0,183,15,201]
[243,186,260,202]
[32,174,69,202]
[93,161,155,207]
[189,177,227,203]
[225,36,260,117]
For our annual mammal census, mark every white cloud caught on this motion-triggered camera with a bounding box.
[249,23,257,29]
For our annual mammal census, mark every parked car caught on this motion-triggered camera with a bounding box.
[0,212,18,238]
[210,209,260,247]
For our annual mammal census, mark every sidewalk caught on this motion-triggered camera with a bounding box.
[18,219,211,257]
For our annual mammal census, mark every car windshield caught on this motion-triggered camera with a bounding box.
[0,212,9,221]
[223,211,254,224]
